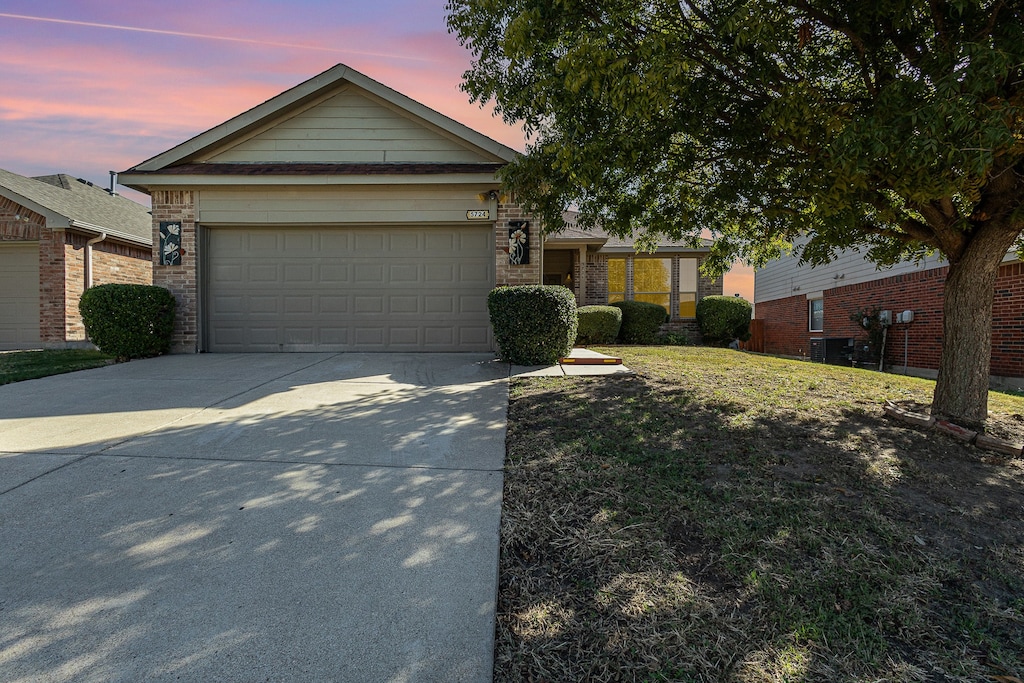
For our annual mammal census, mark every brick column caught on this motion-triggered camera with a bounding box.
[584,254,608,306]
[494,199,541,287]
[576,246,587,305]
[151,190,198,352]
[63,234,86,341]
[38,227,68,343]
[697,256,722,299]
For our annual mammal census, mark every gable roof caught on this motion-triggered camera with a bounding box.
[544,212,712,253]
[123,63,517,177]
[0,168,152,245]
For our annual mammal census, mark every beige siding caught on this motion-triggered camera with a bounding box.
[755,245,948,304]
[198,185,495,225]
[206,88,495,164]
[0,243,40,348]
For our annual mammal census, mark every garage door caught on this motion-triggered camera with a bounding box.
[206,226,493,352]
[0,243,40,349]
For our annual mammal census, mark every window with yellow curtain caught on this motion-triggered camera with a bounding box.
[678,258,698,318]
[633,258,671,312]
[607,258,626,303]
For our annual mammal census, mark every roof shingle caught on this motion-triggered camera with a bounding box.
[0,168,151,244]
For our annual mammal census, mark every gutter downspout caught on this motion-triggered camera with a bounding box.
[84,232,107,289]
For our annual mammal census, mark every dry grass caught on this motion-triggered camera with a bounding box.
[495,347,1024,682]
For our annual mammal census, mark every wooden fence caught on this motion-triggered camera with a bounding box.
[741,319,765,353]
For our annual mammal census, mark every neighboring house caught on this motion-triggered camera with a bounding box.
[544,213,722,338]
[754,245,1024,386]
[120,63,722,353]
[0,169,153,350]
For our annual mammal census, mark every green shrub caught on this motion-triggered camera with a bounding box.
[576,305,622,345]
[612,300,668,344]
[656,330,692,346]
[696,295,752,346]
[488,285,578,365]
[80,284,176,360]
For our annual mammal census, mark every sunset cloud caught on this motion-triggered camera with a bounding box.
[0,1,752,298]
[0,12,436,62]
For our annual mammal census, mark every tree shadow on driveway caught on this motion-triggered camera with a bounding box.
[0,353,509,683]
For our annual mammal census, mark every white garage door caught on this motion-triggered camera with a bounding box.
[206,226,494,352]
[0,243,40,349]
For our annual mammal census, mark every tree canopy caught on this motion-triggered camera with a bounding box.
[448,0,1024,426]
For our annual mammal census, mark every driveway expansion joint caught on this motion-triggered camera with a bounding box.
[0,353,506,681]
[85,450,505,473]
[0,453,92,496]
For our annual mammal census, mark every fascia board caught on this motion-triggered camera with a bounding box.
[0,187,68,227]
[67,220,153,247]
[128,64,519,173]
[129,65,356,172]
[543,242,608,248]
[341,68,519,163]
[118,173,503,190]
[598,246,711,255]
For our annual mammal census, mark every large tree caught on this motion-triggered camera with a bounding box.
[448,0,1024,427]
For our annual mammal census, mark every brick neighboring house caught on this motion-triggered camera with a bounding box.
[118,63,721,354]
[0,168,153,349]
[754,246,1024,388]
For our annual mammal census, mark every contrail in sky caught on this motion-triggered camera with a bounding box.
[0,12,432,61]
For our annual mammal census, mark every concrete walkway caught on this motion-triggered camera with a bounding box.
[512,347,633,377]
[0,353,509,683]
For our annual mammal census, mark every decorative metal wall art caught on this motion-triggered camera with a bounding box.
[508,220,530,265]
[159,221,182,266]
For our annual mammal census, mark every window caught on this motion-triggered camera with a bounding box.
[607,258,626,303]
[605,255,698,318]
[633,258,671,310]
[678,258,698,318]
[809,298,823,332]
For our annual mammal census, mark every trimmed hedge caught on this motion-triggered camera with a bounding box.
[612,300,668,344]
[696,295,752,346]
[80,284,176,360]
[576,305,622,345]
[488,285,578,365]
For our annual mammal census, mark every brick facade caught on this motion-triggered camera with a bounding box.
[61,233,153,341]
[0,196,151,347]
[494,199,542,288]
[579,252,722,340]
[580,253,720,307]
[0,197,43,241]
[149,194,552,353]
[144,188,728,353]
[150,190,198,352]
[756,262,1024,380]
[584,255,608,304]
[38,227,68,342]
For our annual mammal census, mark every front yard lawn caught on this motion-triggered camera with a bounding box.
[497,347,1024,682]
[0,349,113,386]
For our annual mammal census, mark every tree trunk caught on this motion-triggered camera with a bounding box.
[932,223,1021,428]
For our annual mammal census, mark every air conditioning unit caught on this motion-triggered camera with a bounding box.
[824,337,856,365]
[809,337,825,362]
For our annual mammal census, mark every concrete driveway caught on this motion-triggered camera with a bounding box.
[0,353,508,682]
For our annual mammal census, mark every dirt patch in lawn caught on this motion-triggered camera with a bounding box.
[495,347,1023,682]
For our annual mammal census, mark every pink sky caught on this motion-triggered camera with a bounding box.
[0,1,753,299]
